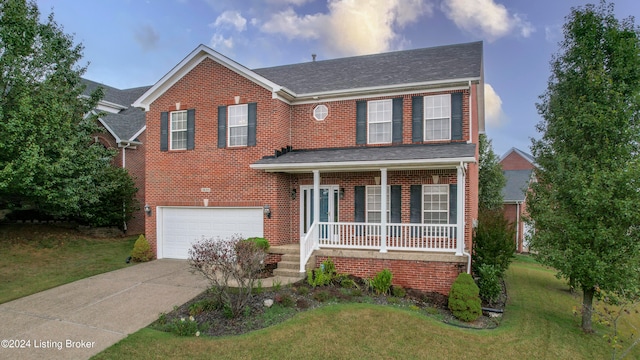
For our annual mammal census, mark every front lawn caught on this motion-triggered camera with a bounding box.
[93,257,640,359]
[0,224,136,304]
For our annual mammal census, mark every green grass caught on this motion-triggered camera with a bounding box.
[0,224,136,303]
[93,257,640,360]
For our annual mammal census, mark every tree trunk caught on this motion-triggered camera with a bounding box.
[582,286,595,333]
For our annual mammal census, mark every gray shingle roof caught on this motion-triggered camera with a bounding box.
[81,78,151,141]
[253,143,476,166]
[253,41,483,94]
[502,169,533,202]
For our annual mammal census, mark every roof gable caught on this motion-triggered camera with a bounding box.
[132,44,283,111]
[500,147,537,169]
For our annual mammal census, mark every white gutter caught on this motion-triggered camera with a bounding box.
[250,156,477,173]
[468,80,472,144]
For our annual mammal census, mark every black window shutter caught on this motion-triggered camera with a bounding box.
[451,92,463,140]
[354,186,365,222]
[187,109,195,150]
[392,98,403,144]
[410,185,422,223]
[412,96,423,143]
[356,101,367,145]
[217,106,227,148]
[390,185,401,223]
[449,184,457,224]
[160,111,168,152]
[247,102,257,146]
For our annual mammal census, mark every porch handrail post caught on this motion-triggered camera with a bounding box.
[313,170,321,250]
[456,164,465,256]
[380,168,388,253]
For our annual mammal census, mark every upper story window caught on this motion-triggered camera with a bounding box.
[367,99,392,144]
[313,104,328,121]
[424,94,451,141]
[423,184,449,224]
[170,110,187,150]
[366,185,390,223]
[228,104,248,147]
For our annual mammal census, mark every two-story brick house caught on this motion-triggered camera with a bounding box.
[133,41,484,294]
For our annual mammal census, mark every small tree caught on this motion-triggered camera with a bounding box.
[448,272,482,322]
[472,209,515,277]
[478,134,506,211]
[188,235,266,317]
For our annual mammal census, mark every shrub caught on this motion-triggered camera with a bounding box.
[244,237,270,251]
[163,316,208,336]
[131,235,154,262]
[477,264,502,306]
[448,273,482,322]
[368,269,393,295]
[307,258,337,287]
[188,235,266,318]
[392,285,406,298]
[275,293,295,308]
[472,209,516,277]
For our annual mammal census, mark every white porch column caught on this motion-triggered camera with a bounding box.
[313,170,320,250]
[456,164,466,256]
[380,168,388,253]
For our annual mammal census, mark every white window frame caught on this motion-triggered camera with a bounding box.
[366,185,390,223]
[424,94,451,141]
[228,104,248,147]
[170,110,187,150]
[313,104,328,121]
[367,99,392,144]
[422,184,449,224]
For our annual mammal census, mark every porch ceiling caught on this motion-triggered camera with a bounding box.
[250,143,476,173]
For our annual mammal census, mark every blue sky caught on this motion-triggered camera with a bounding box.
[36,0,640,156]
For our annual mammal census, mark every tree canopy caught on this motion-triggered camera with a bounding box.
[528,0,640,332]
[0,0,137,228]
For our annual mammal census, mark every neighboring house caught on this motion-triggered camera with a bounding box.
[133,41,485,294]
[500,148,536,253]
[82,78,151,235]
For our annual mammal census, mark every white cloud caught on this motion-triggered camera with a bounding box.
[210,33,234,50]
[261,0,434,57]
[266,0,311,5]
[441,0,534,42]
[211,10,247,32]
[485,83,507,127]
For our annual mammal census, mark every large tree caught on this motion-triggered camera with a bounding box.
[528,1,640,332]
[0,0,137,228]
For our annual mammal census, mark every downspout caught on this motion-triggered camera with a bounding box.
[459,162,472,274]
[119,141,134,232]
[468,80,472,144]
[516,202,521,252]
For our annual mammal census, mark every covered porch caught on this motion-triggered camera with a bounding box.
[251,143,476,274]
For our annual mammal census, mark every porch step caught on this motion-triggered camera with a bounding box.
[268,244,300,255]
[273,267,305,278]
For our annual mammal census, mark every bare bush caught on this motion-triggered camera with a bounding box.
[188,235,266,317]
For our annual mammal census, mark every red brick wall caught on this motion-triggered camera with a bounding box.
[500,151,534,171]
[144,58,292,252]
[291,90,471,149]
[504,202,527,253]
[316,255,464,294]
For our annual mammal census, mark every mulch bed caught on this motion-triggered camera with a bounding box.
[151,274,507,337]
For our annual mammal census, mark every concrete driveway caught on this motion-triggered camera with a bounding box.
[0,259,210,360]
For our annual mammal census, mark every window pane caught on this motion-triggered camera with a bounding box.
[367,100,392,144]
[423,184,448,224]
[424,95,451,141]
[366,186,391,223]
[228,104,248,146]
[170,111,187,150]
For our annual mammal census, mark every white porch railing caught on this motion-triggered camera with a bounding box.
[316,222,459,252]
[299,221,319,272]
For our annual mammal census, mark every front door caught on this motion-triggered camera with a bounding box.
[300,185,339,238]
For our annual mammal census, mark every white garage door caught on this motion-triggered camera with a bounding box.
[158,207,264,259]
